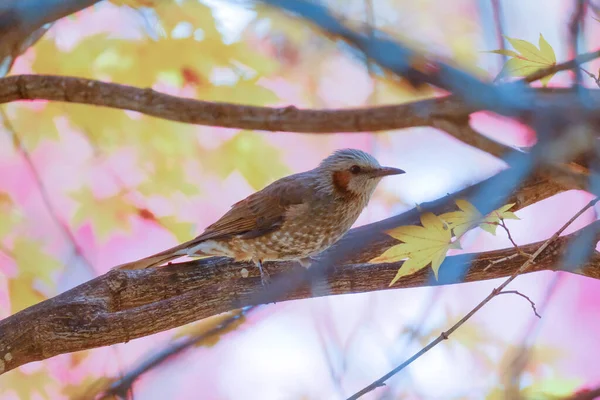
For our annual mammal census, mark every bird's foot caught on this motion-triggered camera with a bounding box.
[297,257,314,268]
[259,268,271,287]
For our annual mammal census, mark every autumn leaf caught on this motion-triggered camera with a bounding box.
[4,103,63,150]
[440,199,520,236]
[62,376,115,399]
[138,157,200,197]
[70,187,136,241]
[483,203,520,234]
[158,216,195,242]
[0,369,55,399]
[8,239,62,313]
[371,212,460,285]
[202,132,290,190]
[489,34,556,86]
[0,192,21,238]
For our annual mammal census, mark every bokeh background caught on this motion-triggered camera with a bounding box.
[1,0,600,398]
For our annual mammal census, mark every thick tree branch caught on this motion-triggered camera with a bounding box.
[0,75,598,133]
[0,166,593,375]
[0,74,474,132]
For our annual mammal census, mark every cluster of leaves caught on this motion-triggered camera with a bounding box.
[371,199,519,286]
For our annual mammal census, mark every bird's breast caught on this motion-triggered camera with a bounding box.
[227,199,366,261]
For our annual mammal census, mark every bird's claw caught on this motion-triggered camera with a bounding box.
[255,260,271,288]
[260,270,272,287]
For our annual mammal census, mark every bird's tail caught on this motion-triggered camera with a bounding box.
[114,241,198,270]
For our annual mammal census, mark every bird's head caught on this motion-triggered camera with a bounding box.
[317,148,405,200]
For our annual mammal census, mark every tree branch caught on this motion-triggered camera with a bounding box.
[0,75,600,134]
[0,166,595,375]
[0,0,100,75]
[0,74,474,132]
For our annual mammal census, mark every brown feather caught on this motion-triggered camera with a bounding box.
[115,173,310,270]
[332,170,352,196]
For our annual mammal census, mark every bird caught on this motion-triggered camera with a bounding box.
[115,148,405,285]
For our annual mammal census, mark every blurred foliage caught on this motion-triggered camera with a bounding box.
[0,369,56,400]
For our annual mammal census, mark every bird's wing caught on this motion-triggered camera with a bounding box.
[114,173,312,270]
[194,173,310,242]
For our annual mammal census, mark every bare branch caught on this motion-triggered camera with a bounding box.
[490,0,508,67]
[568,0,587,86]
[97,307,255,400]
[496,290,541,318]
[0,74,474,132]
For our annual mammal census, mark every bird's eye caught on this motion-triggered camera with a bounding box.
[349,165,361,174]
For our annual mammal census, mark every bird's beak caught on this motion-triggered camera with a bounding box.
[369,166,406,178]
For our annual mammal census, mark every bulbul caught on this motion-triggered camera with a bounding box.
[116,148,405,284]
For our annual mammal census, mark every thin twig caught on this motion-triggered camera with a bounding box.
[580,67,600,87]
[498,219,531,258]
[502,274,564,398]
[364,0,378,103]
[98,306,256,399]
[521,49,600,84]
[569,0,587,86]
[482,252,521,271]
[0,108,95,274]
[347,197,599,400]
[491,0,508,67]
[496,290,541,318]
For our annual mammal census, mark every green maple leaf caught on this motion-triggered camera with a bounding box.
[440,199,520,236]
[371,212,461,284]
[489,33,556,86]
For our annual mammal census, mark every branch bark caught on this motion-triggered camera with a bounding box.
[0,166,593,375]
[1,75,600,134]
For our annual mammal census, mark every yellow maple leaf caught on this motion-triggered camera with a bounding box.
[0,368,55,399]
[489,34,556,86]
[9,239,62,313]
[440,200,520,237]
[0,192,21,238]
[157,216,195,242]
[70,188,136,241]
[201,131,290,190]
[371,212,460,285]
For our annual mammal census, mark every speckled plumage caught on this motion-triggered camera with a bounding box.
[116,149,404,282]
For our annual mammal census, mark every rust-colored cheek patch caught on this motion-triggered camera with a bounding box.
[332,171,351,194]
